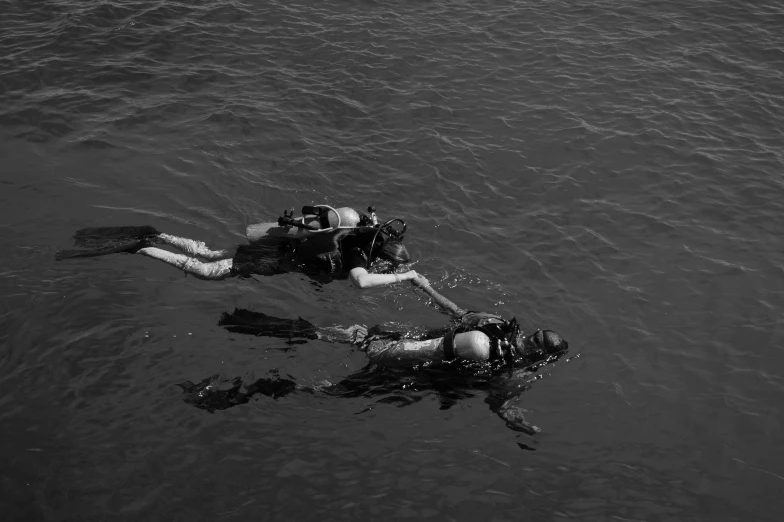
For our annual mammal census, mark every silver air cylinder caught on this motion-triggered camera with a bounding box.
[453,331,492,361]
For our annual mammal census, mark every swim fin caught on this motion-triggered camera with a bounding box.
[55,225,160,261]
[218,308,319,341]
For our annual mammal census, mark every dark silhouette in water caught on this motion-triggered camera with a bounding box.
[178,309,570,437]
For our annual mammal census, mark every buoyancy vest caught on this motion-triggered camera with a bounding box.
[295,227,377,262]
[246,205,397,271]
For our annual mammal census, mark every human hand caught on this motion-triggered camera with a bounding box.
[349,325,368,344]
[398,270,416,281]
[407,272,430,287]
[500,405,541,435]
[319,325,367,344]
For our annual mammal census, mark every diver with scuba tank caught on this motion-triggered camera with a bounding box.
[184,277,570,434]
[217,278,569,369]
[56,204,421,288]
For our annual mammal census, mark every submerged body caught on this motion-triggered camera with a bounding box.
[185,308,570,434]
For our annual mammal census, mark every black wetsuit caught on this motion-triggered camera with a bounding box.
[230,230,374,278]
[185,309,570,435]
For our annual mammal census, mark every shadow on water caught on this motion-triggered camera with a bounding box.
[178,308,572,441]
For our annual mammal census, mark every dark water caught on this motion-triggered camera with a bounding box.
[2,0,784,519]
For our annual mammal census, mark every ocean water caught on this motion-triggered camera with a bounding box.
[1,0,783,520]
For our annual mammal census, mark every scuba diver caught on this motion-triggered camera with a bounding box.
[56,205,420,289]
[180,277,570,436]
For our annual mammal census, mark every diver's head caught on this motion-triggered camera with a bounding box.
[515,329,568,361]
[379,240,410,265]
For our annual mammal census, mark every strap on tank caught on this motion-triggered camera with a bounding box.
[475,317,519,362]
[442,328,457,361]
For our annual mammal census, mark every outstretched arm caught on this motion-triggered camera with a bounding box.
[484,368,541,435]
[409,276,469,319]
[349,267,420,289]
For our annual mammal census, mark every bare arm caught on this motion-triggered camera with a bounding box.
[409,275,469,319]
[349,267,420,289]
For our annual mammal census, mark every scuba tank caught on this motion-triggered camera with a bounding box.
[244,204,407,272]
[365,331,492,367]
[246,205,361,242]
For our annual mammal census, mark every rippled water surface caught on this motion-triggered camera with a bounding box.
[2,0,784,520]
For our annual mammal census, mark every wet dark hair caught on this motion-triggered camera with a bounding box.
[379,241,410,264]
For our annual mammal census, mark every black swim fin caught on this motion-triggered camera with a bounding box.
[218,308,319,341]
[55,225,160,261]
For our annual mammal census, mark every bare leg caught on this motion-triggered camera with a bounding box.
[137,247,233,280]
[156,233,230,260]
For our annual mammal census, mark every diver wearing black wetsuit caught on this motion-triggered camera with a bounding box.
[183,305,569,434]
[228,226,414,287]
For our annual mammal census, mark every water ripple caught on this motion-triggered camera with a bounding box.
[2,0,784,519]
